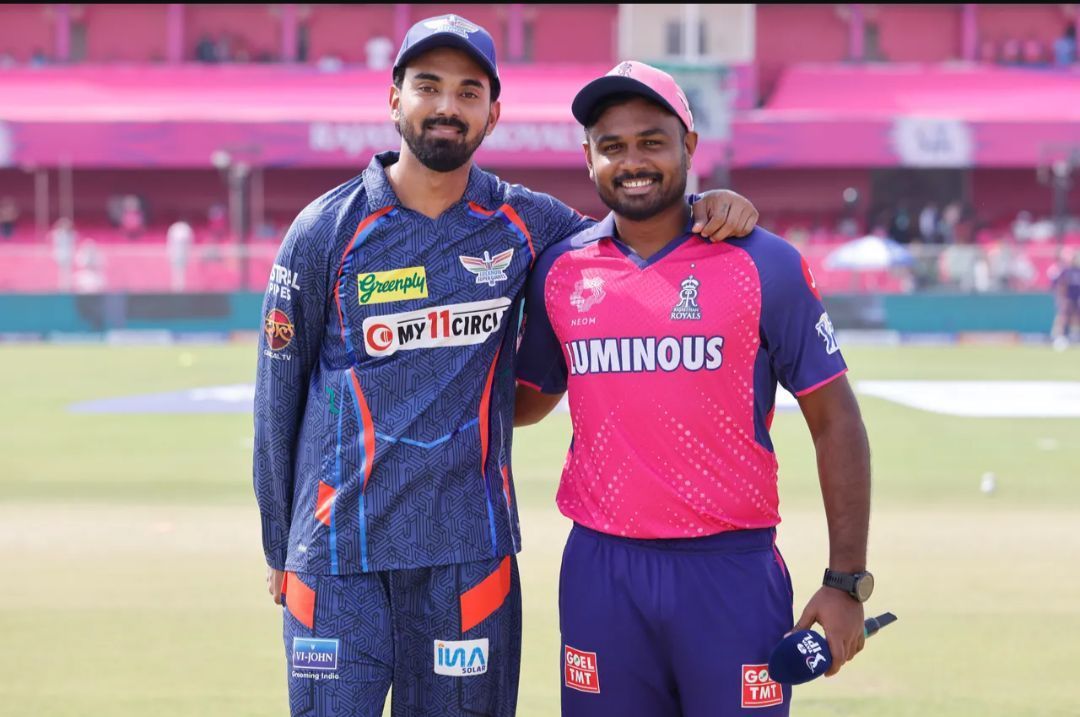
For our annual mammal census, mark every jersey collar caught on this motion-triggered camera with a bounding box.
[598,203,699,269]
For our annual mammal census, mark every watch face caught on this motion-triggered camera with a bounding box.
[855,573,875,602]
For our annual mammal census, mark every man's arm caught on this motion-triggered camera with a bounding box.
[792,375,871,676]
[253,213,328,604]
[514,384,565,426]
[690,189,760,240]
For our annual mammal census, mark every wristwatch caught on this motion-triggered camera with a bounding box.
[823,569,874,602]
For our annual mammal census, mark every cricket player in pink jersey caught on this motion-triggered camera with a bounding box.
[514,62,873,716]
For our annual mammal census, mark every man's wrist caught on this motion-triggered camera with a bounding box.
[823,568,874,603]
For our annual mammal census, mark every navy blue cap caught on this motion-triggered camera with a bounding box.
[393,14,501,101]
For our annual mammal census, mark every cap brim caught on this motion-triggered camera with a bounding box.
[571,75,682,128]
[394,34,501,100]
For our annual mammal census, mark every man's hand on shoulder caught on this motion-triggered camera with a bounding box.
[691,189,759,241]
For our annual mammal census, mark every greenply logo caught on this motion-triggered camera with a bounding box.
[358,266,428,305]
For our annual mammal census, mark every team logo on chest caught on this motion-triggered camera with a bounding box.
[459,249,514,286]
[570,274,606,313]
[670,274,702,321]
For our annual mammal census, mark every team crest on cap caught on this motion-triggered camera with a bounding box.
[616,62,634,77]
[670,275,702,321]
[459,249,514,286]
[424,15,480,38]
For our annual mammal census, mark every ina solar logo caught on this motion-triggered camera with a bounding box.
[292,638,339,671]
[434,638,488,676]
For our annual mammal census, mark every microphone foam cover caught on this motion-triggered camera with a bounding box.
[767,629,833,685]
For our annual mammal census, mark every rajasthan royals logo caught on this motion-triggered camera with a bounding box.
[424,14,480,38]
[670,275,702,321]
[570,274,606,313]
[459,249,514,287]
[815,312,840,355]
[616,62,634,77]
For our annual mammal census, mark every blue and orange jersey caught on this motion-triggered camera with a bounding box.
[254,151,592,574]
[515,216,848,539]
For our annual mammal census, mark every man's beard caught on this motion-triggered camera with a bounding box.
[397,114,488,173]
[595,154,688,222]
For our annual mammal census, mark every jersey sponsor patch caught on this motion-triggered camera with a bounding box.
[815,312,839,355]
[268,264,301,301]
[570,274,606,313]
[566,336,724,376]
[264,309,295,351]
[564,645,600,694]
[434,638,488,677]
[363,298,512,357]
[460,249,514,286]
[292,637,340,671]
[741,664,783,708]
[357,266,428,305]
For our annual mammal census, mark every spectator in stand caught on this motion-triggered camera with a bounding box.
[1022,37,1045,66]
[987,238,1036,291]
[73,238,106,294]
[938,202,962,243]
[50,218,78,291]
[207,202,228,243]
[1012,210,1035,242]
[119,195,146,241]
[195,34,216,63]
[1054,25,1077,66]
[0,197,18,239]
[366,36,394,70]
[167,218,195,292]
[1000,37,1022,65]
[890,201,913,244]
[918,202,939,243]
[215,34,234,63]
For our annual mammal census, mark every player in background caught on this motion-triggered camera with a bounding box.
[1049,248,1080,350]
[253,16,761,717]
[514,62,872,716]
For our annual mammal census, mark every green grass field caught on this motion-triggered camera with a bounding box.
[1,343,1078,716]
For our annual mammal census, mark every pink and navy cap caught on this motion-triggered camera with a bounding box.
[394,14,501,100]
[572,61,694,132]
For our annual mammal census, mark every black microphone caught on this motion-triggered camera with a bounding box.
[767,612,897,685]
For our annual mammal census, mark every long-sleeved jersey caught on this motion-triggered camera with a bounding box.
[254,151,592,574]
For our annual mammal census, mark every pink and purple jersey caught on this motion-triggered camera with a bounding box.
[516,212,847,539]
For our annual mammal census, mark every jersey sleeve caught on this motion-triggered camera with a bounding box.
[253,212,330,570]
[531,193,595,252]
[756,234,848,396]
[516,245,569,394]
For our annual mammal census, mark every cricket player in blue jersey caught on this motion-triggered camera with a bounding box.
[253,14,760,717]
